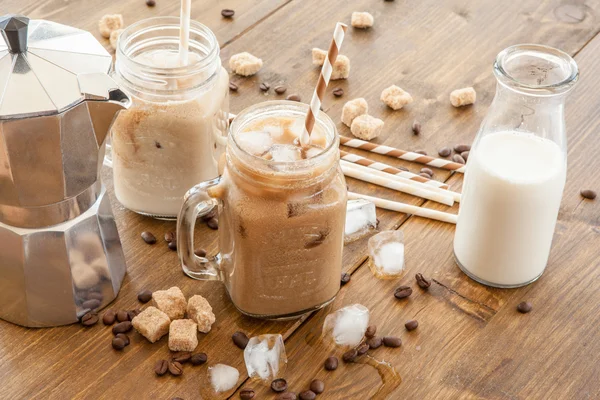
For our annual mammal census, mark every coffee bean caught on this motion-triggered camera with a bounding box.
[86,291,104,301]
[207,217,219,230]
[195,248,207,257]
[405,320,419,331]
[115,333,130,346]
[221,8,235,18]
[341,272,351,285]
[128,309,142,320]
[419,172,432,178]
[240,389,255,399]
[420,167,433,177]
[357,343,370,355]
[191,352,208,365]
[454,144,471,153]
[324,356,338,370]
[112,337,126,350]
[271,378,288,392]
[517,301,532,313]
[82,299,101,310]
[259,82,270,92]
[383,336,402,348]
[452,154,466,164]
[332,87,344,97]
[171,351,192,363]
[141,231,157,244]
[155,141,162,149]
[365,324,377,338]
[154,359,169,376]
[232,331,250,349]
[415,273,431,289]
[342,348,358,363]
[168,361,183,376]
[168,240,177,251]
[138,290,153,303]
[286,94,301,102]
[80,312,98,327]
[366,336,383,349]
[461,151,470,161]
[412,120,421,135]
[581,189,597,200]
[102,309,116,325]
[112,321,133,334]
[274,85,287,94]
[299,390,316,400]
[309,379,325,394]
[164,231,175,242]
[229,82,239,91]
[146,0,155,6]
[116,310,129,322]
[394,285,413,299]
[438,147,452,157]
[277,393,298,400]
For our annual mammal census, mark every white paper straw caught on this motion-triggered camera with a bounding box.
[341,162,454,206]
[179,0,192,66]
[348,192,457,224]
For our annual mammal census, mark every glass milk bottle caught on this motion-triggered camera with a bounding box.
[111,17,229,219]
[454,44,578,287]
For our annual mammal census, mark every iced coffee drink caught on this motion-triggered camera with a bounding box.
[111,18,229,218]
[177,101,347,318]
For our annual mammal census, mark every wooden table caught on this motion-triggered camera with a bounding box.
[2,0,599,399]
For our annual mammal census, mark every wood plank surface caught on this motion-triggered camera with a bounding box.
[0,0,599,399]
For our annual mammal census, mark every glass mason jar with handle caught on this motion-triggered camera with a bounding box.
[454,44,579,288]
[177,101,347,319]
[111,17,229,219]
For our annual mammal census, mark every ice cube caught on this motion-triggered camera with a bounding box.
[368,231,406,279]
[237,131,273,156]
[322,304,370,347]
[263,124,285,140]
[304,145,324,159]
[270,144,303,162]
[244,334,287,382]
[345,199,377,243]
[208,364,240,393]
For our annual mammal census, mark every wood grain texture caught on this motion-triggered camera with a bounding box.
[0,0,599,399]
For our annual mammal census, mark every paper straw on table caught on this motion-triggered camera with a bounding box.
[300,22,348,146]
[341,160,462,203]
[340,136,466,173]
[341,162,454,206]
[340,150,450,190]
[178,0,192,65]
[349,192,457,224]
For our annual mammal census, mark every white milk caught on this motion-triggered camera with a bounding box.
[454,131,566,287]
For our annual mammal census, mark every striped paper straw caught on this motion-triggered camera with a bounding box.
[300,22,348,146]
[340,136,466,173]
[340,150,450,189]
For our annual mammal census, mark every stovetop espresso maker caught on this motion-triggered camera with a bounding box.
[0,15,130,327]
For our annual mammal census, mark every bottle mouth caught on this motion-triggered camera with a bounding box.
[494,44,578,95]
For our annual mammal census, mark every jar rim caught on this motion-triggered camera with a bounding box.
[494,44,579,95]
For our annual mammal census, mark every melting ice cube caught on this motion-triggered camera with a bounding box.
[270,144,303,162]
[263,124,285,140]
[244,334,287,381]
[368,231,406,279]
[304,145,324,159]
[322,304,370,347]
[237,131,273,156]
[208,364,240,393]
[345,199,377,243]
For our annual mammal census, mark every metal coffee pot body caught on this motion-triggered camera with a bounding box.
[0,15,130,327]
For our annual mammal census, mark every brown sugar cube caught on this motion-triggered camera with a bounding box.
[341,98,368,127]
[132,306,170,343]
[152,287,187,320]
[351,114,384,140]
[450,87,477,107]
[381,85,413,110]
[187,295,216,333]
[351,12,374,29]
[312,49,350,80]
[98,14,123,39]
[229,52,263,76]
[312,48,328,66]
[109,29,123,51]
[168,319,198,352]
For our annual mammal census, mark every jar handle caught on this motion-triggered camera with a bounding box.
[177,177,222,280]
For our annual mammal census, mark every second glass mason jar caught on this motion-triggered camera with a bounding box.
[111,17,229,218]
[454,44,578,288]
[177,101,347,319]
